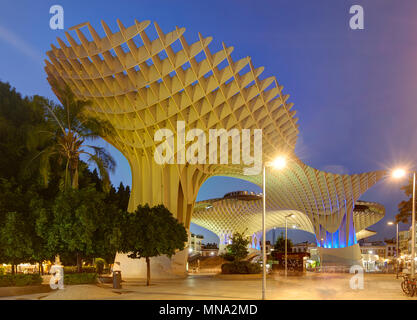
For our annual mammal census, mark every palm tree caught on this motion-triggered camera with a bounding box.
[29,84,116,192]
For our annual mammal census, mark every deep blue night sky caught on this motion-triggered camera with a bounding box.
[1,0,417,245]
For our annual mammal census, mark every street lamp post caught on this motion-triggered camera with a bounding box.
[284,213,295,277]
[262,156,287,300]
[262,164,266,300]
[392,169,416,278]
[412,172,416,279]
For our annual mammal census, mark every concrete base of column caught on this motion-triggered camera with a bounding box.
[114,248,188,279]
[318,243,362,267]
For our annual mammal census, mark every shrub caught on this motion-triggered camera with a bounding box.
[220,252,235,262]
[63,266,96,274]
[222,232,249,262]
[0,267,4,275]
[64,273,97,285]
[0,274,43,287]
[221,261,261,274]
[246,262,262,274]
[95,258,105,274]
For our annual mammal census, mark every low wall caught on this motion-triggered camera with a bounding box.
[215,273,263,280]
[115,249,188,279]
[0,284,51,298]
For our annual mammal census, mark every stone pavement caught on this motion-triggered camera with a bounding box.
[1,273,415,300]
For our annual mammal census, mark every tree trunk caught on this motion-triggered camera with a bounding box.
[76,252,82,273]
[11,264,15,275]
[146,257,150,286]
[38,261,44,275]
[65,161,70,191]
[72,164,79,189]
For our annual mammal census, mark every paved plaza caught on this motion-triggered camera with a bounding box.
[1,273,415,300]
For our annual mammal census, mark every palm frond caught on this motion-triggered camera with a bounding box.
[84,146,116,173]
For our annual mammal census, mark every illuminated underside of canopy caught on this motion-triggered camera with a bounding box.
[44,19,386,273]
[192,194,385,248]
[214,160,385,249]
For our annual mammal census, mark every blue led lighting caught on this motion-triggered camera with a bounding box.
[315,211,357,249]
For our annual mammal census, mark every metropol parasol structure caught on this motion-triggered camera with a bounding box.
[45,18,386,278]
[192,193,385,252]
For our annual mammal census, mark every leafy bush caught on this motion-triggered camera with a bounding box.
[95,258,105,274]
[0,267,4,275]
[220,252,235,262]
[64,273,97,285]
[0,274,43,287]
[221,261,261,274]
[63,266,96,274]
[222,232,249,262]
[246,262,262,274]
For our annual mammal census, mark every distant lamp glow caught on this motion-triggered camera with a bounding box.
[188,248,193,253]
[387,221,394,225]
[392,168,406,179]
[369,250,373,254]
[292,225,297,229]
[271,156,287,170]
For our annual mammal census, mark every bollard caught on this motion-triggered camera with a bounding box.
[113,270,122,289]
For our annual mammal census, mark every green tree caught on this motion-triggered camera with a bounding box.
[0,179,40,273]
[222,231,250,262]
[0,82,124,272]
[106,182,131,212]
[0,82,51,184]
[0,212,34,274]
[274,232,293,253]
[396,177,416,223]
[30,164,129,270]
[0,82,60,272]
[92,201,126,265]
[119,204,188,286]
[40,187,107,272]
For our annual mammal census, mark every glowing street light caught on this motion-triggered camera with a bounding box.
[392,168,406,179]
[262,155,287,300]
[392,168,416,279]
[270,156,287,170]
